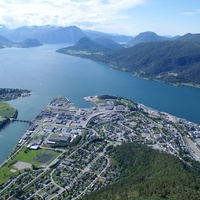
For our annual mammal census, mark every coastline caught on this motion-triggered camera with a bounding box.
[111,66,200,89]
[0,88,30,130]
[57,50,200,90]
[1,95,200,199]
[0,109,18,130]
[0,118,10,130]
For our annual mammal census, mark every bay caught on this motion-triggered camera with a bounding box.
[0,44,200,164]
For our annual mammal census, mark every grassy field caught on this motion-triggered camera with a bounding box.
[0,101,16,118]
[0,147,60,185]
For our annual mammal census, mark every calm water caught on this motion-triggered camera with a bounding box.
[0,44,200,163]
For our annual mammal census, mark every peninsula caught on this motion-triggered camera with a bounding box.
[1,95,200,199]
[57,33,200,88]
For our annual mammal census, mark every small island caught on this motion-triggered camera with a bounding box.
[0,88,31,101]
[0,35,43,49]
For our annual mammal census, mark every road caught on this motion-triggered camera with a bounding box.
[183,136,200,160]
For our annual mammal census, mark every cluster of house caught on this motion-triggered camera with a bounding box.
[97,101,126,111]
[18,97,86,150]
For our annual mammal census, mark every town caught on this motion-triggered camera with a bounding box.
[0,95,200,200]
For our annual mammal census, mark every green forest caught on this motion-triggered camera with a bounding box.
[58,35,200,86]
[106,41,200,85]
[82,143,200,200]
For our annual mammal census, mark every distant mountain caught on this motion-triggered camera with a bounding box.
[0,25,12,37]
[176,33,200,42]
[20,38,43,48]
[83,30,134,43]
[57,36,124,59]
[0,34,42,48]
[127,31,170,46]
[6,26,39,42]
[4,25,86,44]
[0,25,133,44]
[94,37,125,51]
[0,35,13,45]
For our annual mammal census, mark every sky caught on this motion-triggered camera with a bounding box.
[0,0,199,36]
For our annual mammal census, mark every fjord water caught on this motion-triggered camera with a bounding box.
[0,44,200,164]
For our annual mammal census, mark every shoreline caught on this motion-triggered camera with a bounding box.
[1,95,200,199]
[111,66,200,89]
[58,50,200,90]
[0,118,10,130]
[0,109,18,130]
[0,88,30,130]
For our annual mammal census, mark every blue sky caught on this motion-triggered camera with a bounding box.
[0,0,199,36]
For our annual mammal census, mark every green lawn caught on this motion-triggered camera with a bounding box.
[15,148,60,166]
[0,147,60,185]
[0,101,16,118]
[16,147,44,163]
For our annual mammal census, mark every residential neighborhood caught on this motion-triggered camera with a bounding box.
[0,95,200,200]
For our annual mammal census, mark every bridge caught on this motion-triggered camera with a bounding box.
[10,118,32,124]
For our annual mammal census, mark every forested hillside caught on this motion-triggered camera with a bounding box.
[107,41,200,85]
[127,31,170,46]
[82,143,200,200]
[58,37,200,86]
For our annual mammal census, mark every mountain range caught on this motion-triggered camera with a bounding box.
[107,41,200,85]
[0,25,133,44]
[58,31,200,86]
[0,25,178,46]
[1,24,200,86]
[0,35,12,45]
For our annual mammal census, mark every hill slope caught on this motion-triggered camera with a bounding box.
[127,31,170,46]
[0,35,13,45]
[94,37,124,51]
[84,30,133,43]
[106,41,200,85]
[82,143,200,200]
[57,37,124,60]
[67,37,113,52]
[57,33,200,86]
[20,38,43,47]
[4,25,85,44]
[177,33,200,42]
[0,35,42,48]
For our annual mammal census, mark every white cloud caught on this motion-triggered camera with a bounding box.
[0,0,144,33]
[108,0,144,10]
[179,11,196,16]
